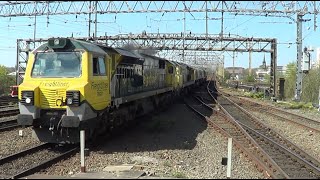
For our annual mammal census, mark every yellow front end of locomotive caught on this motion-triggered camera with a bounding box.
[18,38,112,131]
[19,52,111,111]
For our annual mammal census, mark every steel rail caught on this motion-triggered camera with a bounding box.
[184,78,286,178]
[211,79,320,178]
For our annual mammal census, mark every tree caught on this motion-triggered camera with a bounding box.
[284,62,297,99]
[244,75,255,82]
[0,65,16,96]
[242,68,256,83]
[263,74,270,84]
[301,67,320,103]
[224,70,231,80]
[283,62,320,103]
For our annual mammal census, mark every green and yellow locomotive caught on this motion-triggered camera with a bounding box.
[18,38,206,143]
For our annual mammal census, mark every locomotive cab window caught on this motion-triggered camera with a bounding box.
[168,66,173,74]
[159,60,165,69]
[93,58,99,75]
[93,56,107,76]
[98,57,106,75]
[111,54,116,71]
[31,52,82,78]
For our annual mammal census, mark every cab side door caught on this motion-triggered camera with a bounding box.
[89,54,111,110]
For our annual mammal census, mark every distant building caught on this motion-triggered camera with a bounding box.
[224,67,245,79]
[254,54,286,82]
[254,54,269,82]
[254,65,286,82]
[225,55,287,82]
[8,72,16,76]
[277,66,286,76]
[255,67,269,82]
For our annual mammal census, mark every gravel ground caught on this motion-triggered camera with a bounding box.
[0,125,42,159]
[0,115,17,123]
[222,87,320,122]
[39,102,265,179]
[0,107,18,111]
[247,110,320,162]
[221,87,320,162]
[252,98,320,122]
[2,86,318,178]
[0,149,63,177]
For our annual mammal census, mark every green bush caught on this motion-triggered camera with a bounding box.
[289,102,314,110]
[244,75,255,83]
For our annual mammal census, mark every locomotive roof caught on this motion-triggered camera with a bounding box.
[72,39,107,54]
[140,53,167,61]
[35,38,144,61]
[114,48,144,59]
[166,60,179,66]
[34,38,107,55]
[175,61,188,67]
[100,46,144,65]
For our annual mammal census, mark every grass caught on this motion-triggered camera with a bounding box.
[244,92,265,99]
[275,101,315,110]
[172,171,187,178]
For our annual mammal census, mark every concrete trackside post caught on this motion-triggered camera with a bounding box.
[221,138,233,178]
[80,130,86,173]
[227,138,232,179]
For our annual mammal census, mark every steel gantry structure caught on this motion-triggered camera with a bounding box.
[5,1,320,100]
[0,1,319,18]
[16,33,277,96]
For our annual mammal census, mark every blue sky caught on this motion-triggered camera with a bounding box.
[0,3,319,70]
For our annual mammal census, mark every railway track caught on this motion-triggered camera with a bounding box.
[0,97,18,106]
[227,95,320,133]
[0,108,19,131]
[0,143,78,179]
[183,85,214,118]
[0,118,19,131]
[0,105,17,109]
[184,79,320,178]
[216,95,320,178]
[0,108,19,118]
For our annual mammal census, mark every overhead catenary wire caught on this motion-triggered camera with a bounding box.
[1,2,317,65]
[225,16,256,33]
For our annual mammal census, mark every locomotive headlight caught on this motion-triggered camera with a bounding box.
[54,39,60,45]
[25,98,31,104]
[66,91,80,106]
[21,91,34,105]
[66,98,73,105]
